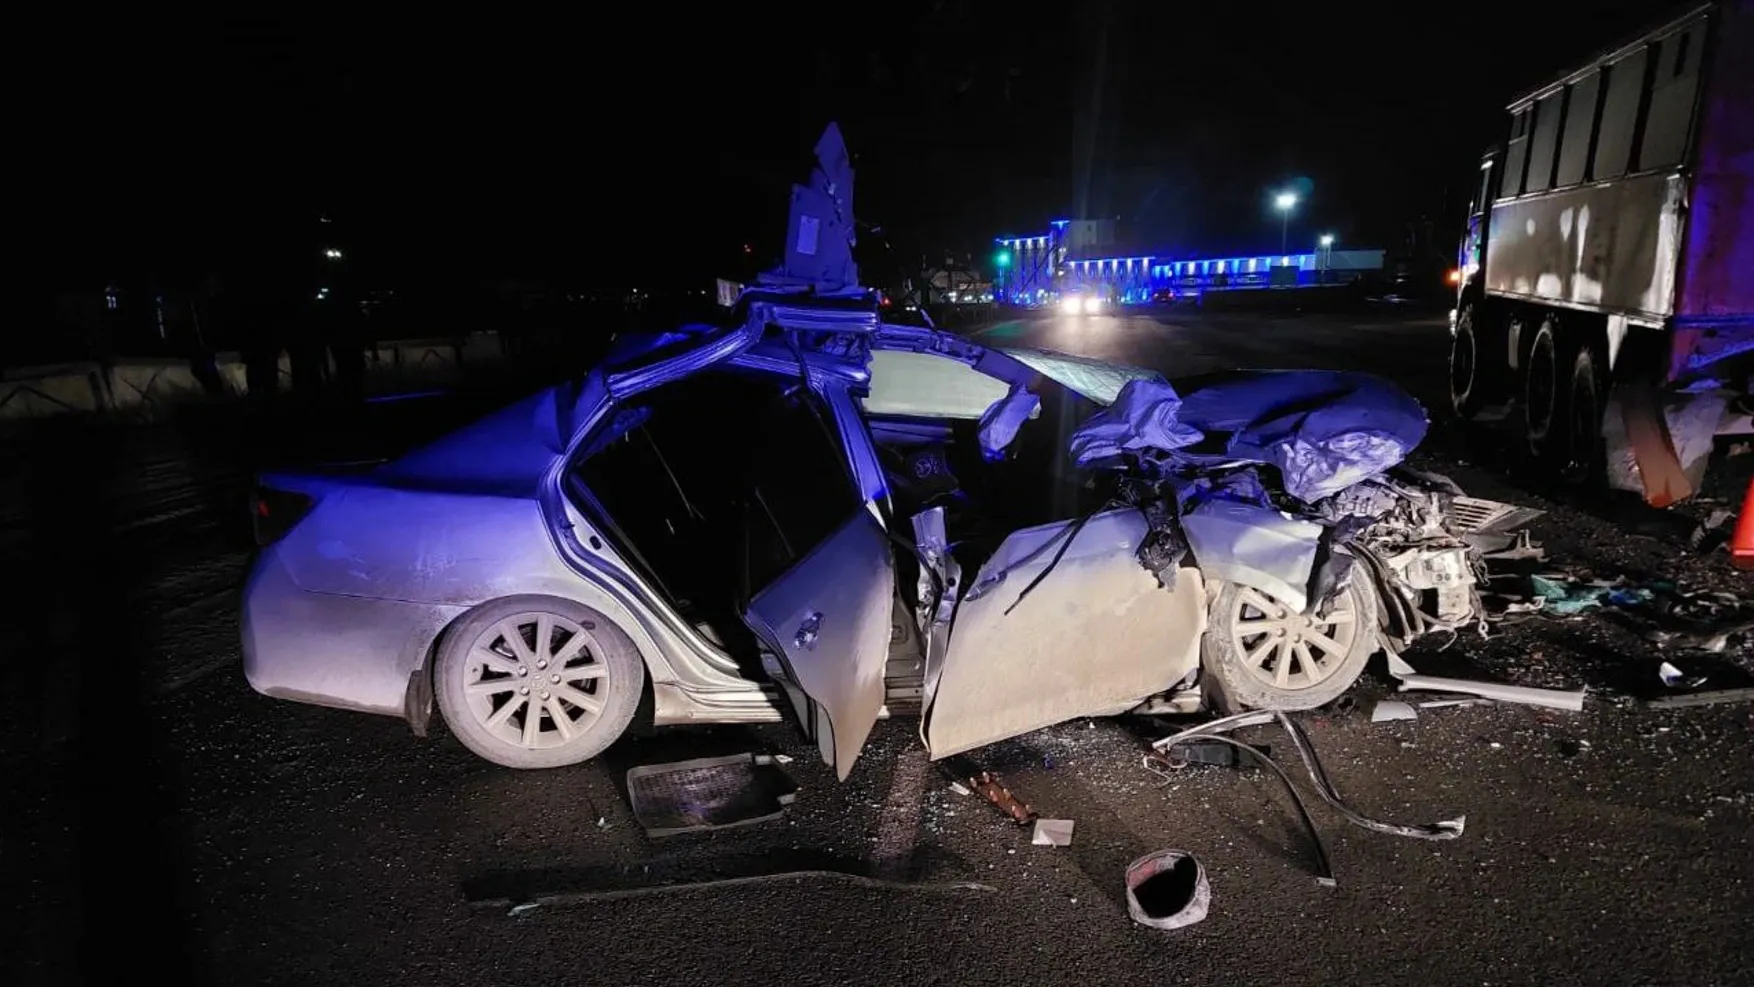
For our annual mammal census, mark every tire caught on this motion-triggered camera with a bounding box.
[1201,561,1379,713]
[1522,316,1563,460]
[434,596,644,769]
[1449,302,1494,419]
[1561,345,1606,487]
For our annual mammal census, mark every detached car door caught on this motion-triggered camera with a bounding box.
[739,383,894,781]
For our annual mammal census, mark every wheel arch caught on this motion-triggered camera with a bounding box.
[1454,280,1489,326]
[410,588,658,736]
[1551,308,1610,363]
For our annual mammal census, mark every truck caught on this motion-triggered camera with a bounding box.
[1448,0,1752,506]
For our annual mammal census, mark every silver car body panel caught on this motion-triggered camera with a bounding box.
[241,548,462,716]
[743,508,896,780]
[910,506,958,714]
[1179,499,1323,613]
[921,509,1206,760]
[241,473,761,717]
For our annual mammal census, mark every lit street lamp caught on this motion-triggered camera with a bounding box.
[1318,234,1335,282]
[1273,192,1298,254]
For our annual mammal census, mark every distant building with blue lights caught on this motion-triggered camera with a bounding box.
[992,219,1386,305]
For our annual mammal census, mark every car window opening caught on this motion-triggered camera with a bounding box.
[571,368,863,669]
[869,369,1110,584]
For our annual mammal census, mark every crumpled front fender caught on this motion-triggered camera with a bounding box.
[1180,499,1323,613]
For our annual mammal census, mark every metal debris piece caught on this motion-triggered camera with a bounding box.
[1382,643,1419,678]
[966,771,1036,825]
[1396,673,1586,712]
[1152,709,1465,844]
[1031,818,1075,846]
[1126,850,1212,929]
[1658,661,1707,689]
[1480,529,1546,562]
[1388,649,1582,712]
[1157,737,1270,769]
[472,871,999,910]
[1418,698,1491,710]
[1647,617,1754,653]
[1644,686,1754,710]
[624,753,798,837]
[1370,700,1418,722]
[1148,731,1336,884]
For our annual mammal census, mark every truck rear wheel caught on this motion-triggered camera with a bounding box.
[1449,303,1486,418]
[1561,345,1606,487]
[1523,317,1563,460]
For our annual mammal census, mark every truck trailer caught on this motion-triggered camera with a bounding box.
[1449,0,1752,506]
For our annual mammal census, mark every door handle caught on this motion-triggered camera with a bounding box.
[794,611,823,650]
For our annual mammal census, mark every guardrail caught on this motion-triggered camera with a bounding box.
[0,333,512,421]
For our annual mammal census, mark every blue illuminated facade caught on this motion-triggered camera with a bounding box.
[993,223,1383,306]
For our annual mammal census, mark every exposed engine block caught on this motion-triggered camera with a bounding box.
[1317,473,1487,640]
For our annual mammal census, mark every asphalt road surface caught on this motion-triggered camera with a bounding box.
[6,306,1751,987]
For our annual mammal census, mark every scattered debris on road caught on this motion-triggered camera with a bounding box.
[1125,850,1211,930]
[1158,736,1271,769]
[1642,651,1754,708]
[1031,818,1075,847]
[1147,710,1466,887]
[966,770,1037,826]
[625,753,798,837]
[936,757,1040,826]
[1370,699,1418,722]
[1394,672,1586,711]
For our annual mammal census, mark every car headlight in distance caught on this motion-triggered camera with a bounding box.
[1060,297,1084,315]
[1083,296,1103,314]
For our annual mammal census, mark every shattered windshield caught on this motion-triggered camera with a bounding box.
[998,347,1163,406]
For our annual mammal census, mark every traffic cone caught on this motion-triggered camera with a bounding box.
[1732,477,1754,571]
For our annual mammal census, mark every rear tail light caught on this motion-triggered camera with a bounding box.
[251,487,315,547]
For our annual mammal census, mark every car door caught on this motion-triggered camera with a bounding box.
[738,382,895,781]
[921,509,1206,759]
[859,342,1207,758]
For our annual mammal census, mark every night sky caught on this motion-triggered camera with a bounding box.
[56,1,1683,291]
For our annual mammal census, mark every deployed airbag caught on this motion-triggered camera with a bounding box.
[977,386,1041,457]
[1068,378,1204,467]
[1174,371,1428,503]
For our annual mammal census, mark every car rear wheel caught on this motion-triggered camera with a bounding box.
[435,597,644,769]
[1201,563,1378,713]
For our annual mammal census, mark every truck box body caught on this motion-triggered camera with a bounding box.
[1480,1,1752,384]
[1673,0,1753,380]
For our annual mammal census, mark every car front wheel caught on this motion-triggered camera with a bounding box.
[1201,563,1379,713]
[434,596,644,769]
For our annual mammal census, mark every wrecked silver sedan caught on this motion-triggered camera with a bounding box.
[241,123,1510,777]
[241,296,1509,778]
